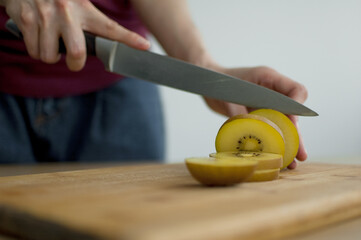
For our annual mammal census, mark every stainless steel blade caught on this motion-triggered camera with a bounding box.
[96,37,318,116]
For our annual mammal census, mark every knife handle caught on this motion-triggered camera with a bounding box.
[5,19,96,55]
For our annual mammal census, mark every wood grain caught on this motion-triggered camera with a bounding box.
[0,162,360,240]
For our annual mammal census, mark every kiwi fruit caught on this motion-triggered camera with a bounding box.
[185,157,257,186]
[250,109,299,169]
[246,168,280,182]
[215,114,285,156]
[184,110,299,186]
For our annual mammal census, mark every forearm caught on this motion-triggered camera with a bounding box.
[131,0,218,68]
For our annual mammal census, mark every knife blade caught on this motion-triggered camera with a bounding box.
[6,19,318,116]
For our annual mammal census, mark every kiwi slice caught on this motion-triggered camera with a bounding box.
[209,151,283,170]
[215,114,285,156]
[250,109,299,169]
[246,168,280,182]
[185,157,257,186]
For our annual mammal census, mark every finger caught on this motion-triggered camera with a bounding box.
[275,76,308,104]
[39,23,61,64]
[271,76,308,104]
[82,5,150,50]
[203,97,248,117]
[227,103,247,117]
[38,5,61,65]
[296,126,308,161]
[39,26,61,64]
[17,4,40,59]
[255,67,308,104]
[61,23,87,71]
[56,0,86,71]
[22,21,40,60]
[286,82,308,104]
[204,98,229,116]
[288,160,297,169]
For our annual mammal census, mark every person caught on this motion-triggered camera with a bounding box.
[0,0,308,168]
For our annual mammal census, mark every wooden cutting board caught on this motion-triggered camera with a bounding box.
[0,162,360,240]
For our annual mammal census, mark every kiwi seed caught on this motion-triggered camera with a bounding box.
[237,135,264,152]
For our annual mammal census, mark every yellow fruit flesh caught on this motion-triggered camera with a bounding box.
[209,151,283,170]
[215,117,285,156]
[246,168,280,182]
[250,109,299,169]
[185,157,257,186]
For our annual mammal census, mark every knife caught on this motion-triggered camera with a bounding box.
[6,19,317,116]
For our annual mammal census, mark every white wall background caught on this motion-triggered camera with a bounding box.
[150,0,361,164]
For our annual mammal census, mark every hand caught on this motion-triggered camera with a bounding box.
[204,66,308,169]
[2,0,150,71]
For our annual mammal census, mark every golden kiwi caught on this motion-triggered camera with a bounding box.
[185,157,257,186]
[246,168,280,182]
[215,114,285,156]
[184,110,299,186]
[250,109,299,168]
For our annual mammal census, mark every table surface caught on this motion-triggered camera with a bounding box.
[0,161,360,240]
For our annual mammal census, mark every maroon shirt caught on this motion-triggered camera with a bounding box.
[0,0,147,97]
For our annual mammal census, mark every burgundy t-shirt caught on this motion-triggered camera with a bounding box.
[0,0,147,97]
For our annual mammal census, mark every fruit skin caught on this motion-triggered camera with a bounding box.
[246,168,280,182]
[185,157,257,186]
[215,114,285,156]
[250,109,299,169]
[209,151,283,170]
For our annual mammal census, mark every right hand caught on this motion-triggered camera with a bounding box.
[203,65,308,169]
[1,0,150,71]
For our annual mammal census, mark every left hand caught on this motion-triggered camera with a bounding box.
[204,65,308,169]
[2,0,150,71]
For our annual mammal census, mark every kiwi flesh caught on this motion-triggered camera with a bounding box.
[215,114,285,156]
[210,151,283,170]
[246,168,280,182]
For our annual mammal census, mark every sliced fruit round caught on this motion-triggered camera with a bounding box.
[215,114,285,156]
[246,168,280,182]
[185,157,257,186]
[250,109,299,169]
[209,151,283,170]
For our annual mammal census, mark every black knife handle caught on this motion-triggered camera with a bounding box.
[5,19,96,55]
